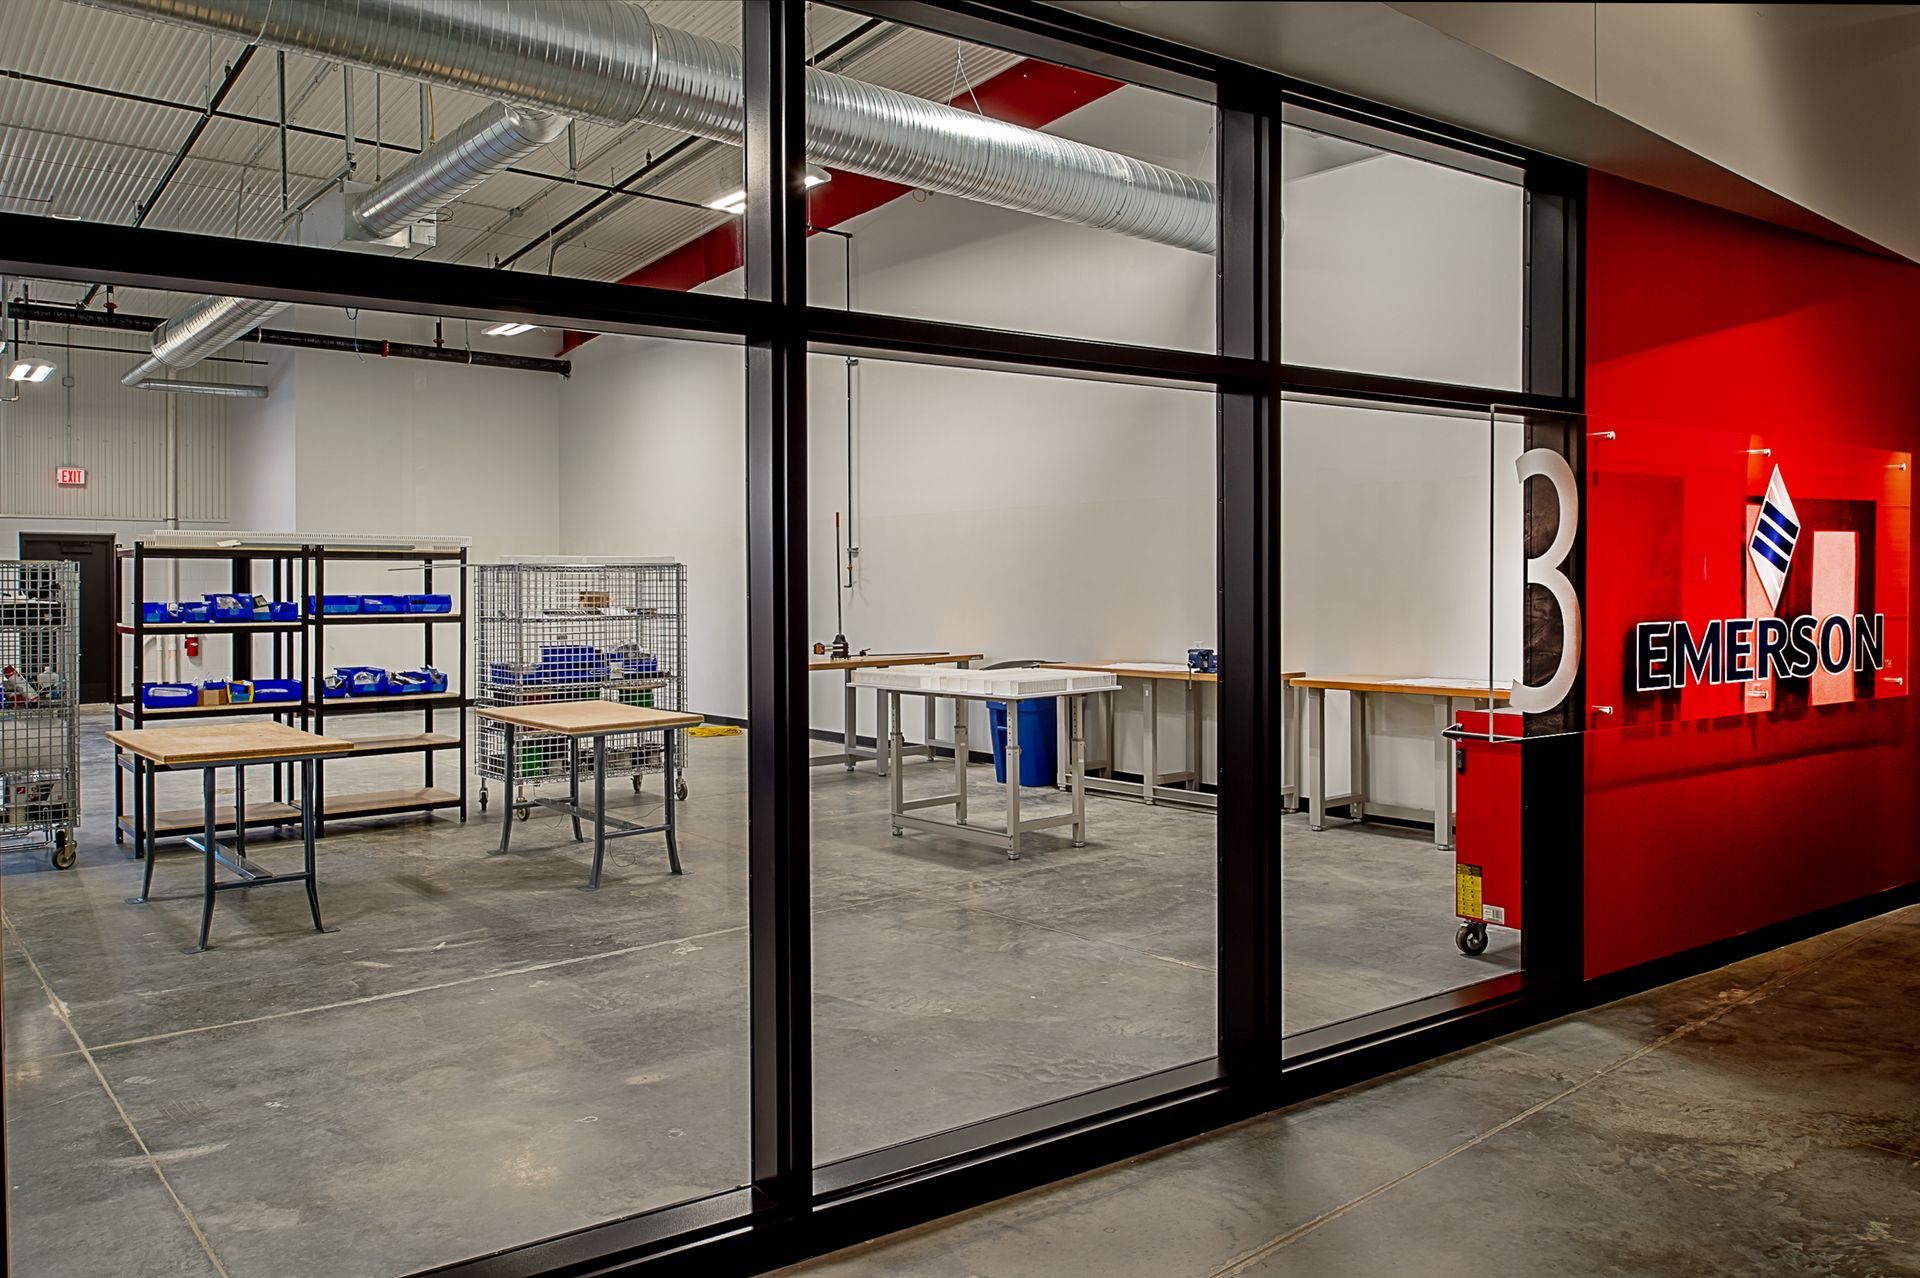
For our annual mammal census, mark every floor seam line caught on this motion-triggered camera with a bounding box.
[2,914,232,1278]
[83,923,750,1053]
[1201,919,1894,1277]
[949,901,1217,974]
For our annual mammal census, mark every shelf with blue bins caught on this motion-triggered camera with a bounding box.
[304,542,469,830]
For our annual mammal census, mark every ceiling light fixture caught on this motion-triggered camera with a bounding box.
[706,167,831,217]
[51,210,83,222]
[7,359,55,383]
[133,378,270,398]
[483,321,536,337]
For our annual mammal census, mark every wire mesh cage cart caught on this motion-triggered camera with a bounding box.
[474,559,688,818]
[1,561,81,869]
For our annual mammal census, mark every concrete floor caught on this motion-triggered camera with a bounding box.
[3,708,1513,1277]
[780,904,1920,1278]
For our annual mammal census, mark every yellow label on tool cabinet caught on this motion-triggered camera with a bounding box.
[1455,863,1483,920]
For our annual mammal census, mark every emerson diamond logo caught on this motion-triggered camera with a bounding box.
[1748,466,1800,612]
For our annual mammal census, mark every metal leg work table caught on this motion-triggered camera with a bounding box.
[1290,674,1511,849]
[854,665,1119,861]
[1041,663,1306,810]
[809,652,981,775]
[107,723,354,952]
[481,701,704,889]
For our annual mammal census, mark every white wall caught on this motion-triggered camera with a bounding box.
[286,343,563,670]
[1282,148,1526,389]
[556,335,747,720]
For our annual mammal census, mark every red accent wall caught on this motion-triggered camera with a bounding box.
[1583,174,1920,977]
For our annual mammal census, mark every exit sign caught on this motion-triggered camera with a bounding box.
[56,467,86,487]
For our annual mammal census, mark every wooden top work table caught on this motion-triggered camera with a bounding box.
[477,701,703,889]
[1287,674,1510,849]
[809,652,982,775]
[107,722,353,952]
[1041,663,1307,810]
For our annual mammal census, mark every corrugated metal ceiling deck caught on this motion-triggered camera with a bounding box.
[0,0,1023,306]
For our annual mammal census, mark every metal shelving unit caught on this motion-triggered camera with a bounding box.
[306,541,469,835]
[1,561,80,869]
[112,535,469,844]
[113,540,307,848]
[474,559,688,818]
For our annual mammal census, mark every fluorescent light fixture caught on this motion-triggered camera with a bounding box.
[705,167,831,217]
[51,210,82,222]
[133,378,269,398]
[8,359,55,383]
[483,321,536,337]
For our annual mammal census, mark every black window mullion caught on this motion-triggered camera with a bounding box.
[1216,82,1284,1087]
[744,0,813,1217]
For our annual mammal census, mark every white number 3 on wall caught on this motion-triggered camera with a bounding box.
[1511,448,1582,715]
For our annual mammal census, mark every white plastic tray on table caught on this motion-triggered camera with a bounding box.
[852,666,1118,700]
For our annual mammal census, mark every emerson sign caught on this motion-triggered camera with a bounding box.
[1634,465,1886,693]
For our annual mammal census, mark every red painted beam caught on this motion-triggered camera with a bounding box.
[560,58,1125,353]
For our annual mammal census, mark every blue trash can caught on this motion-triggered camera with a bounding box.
[987,698,1057,786]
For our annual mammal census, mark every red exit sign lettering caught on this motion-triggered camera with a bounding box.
[56,466,86,487]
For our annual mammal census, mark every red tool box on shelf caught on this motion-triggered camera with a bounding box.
[1451,708,1523,955]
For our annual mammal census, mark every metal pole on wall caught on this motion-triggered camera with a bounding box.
[165,392,180,680]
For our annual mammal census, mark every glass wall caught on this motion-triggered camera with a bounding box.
[0,297,752,1276]
[805,355,1218,1162]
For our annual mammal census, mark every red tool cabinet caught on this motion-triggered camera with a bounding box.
[1450,709,1523,955]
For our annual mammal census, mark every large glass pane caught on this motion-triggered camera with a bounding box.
[807,355,1217,1163]
[804,5,1218,350]
[1281,398,1519,1042]
[1,285,751,1274]
[1280,115,1524,390]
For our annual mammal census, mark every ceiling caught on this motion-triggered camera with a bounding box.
[1050,1,1919,264]
[0,0,1021,315]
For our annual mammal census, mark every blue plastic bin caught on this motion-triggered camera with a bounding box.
[404,666,449,694]
[347,668,391,696]
[986,698,1057,787]
[252,678,302,703]
[321,674,349,699]
[388,672,429,695]
[142,602,173,623]
[173,601,211,624]
[256,600,300,622]
[359,594,407,614]
[406,594,452,613]
[141,682,198,709]
[308,595,362,615]
[203,593,252,621]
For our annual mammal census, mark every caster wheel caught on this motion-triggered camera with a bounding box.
[517,806,530,823]
[890,826,903,838]
[480,790,489,812]
[676,777,689,801]
[51,838,76,871]
[1456,921,1488,956]
[632,776,643,794]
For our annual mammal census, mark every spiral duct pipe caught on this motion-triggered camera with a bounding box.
[74,0,1218,253]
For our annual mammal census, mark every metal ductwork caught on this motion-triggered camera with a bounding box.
[121,98,570,385]
[72,0,1219,254]
[352,102,566,240]
[122,294,289,386]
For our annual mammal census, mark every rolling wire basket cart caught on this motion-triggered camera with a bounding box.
[475,559,688,820]
[0,561,80,869]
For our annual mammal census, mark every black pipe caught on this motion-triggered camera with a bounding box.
[8,302,570,377]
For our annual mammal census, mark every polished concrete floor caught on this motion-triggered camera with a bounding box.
[3,709,1512,1277]
[780,903,1920,1278]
